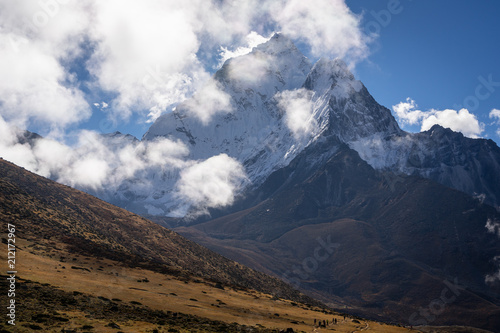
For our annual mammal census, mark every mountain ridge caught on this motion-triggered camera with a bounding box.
[137,33,500,216]
[7,33,499,216]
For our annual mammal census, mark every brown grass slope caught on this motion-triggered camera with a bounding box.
[0,158,317,305]
[0,158,426,333]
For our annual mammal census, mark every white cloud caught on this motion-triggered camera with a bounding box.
[226,51,273,84]
[72,157,111,190]
[0,126,190,194]
[490,109,500,121]
[0,115,38,171]
[176,154,248,212]
[276,88,318,140]
[0,32,90,132]
[94,102,109,109]
[0,0,371,130]
[486,256,500,284]
[218,31,271,66]
[392,98,485,138]
[490,109,500,137]
[392,98,425,126]
[86,0,206,123]
[269,0,369,63]
[486,218,500,238]
[181,79,233,125]
[421,109,484,138]
[0,0,92,133]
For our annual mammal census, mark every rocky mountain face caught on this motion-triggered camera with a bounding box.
[351,126,500,208]
[136,34,407,216]
[176,140,500,331]
[137,34,500,330]
[2,157,465,333]
[138,33,500,216]
[144,34,313,185]
[7,34,498,216]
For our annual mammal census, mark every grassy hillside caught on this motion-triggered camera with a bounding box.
[0,158,428,332]
[0,158,314,302]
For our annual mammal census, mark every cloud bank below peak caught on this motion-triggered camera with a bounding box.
[0,114,248,218]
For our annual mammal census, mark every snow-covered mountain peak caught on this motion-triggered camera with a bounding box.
[253,33,299,56]
[314,57,352,78]
[304,57,361,96]
[130,36,404,216]
[214,33,312,96]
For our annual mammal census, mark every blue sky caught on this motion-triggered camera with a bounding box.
[1,0,499,145]
[347,0,500,143]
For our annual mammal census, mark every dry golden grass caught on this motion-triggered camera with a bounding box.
[1,237,421,333]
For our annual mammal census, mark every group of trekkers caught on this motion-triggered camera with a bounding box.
[314,316,341,328]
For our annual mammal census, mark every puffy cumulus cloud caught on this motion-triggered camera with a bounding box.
[276,88,318,140]
[0,0,91,132]
[181,79,233,125]
[0,0,90,57]
[52,132,189,191]
[269,0,369,63]
[218,31,271,66]
[392,98,425,126]
[0,127,190,192]
[176,154,248,213]
[392,98,484,138]
[0,115,39,171]
[490,109,500,122]
[195,0,263,44]
[1,0,371,130]
[420,109,484,138]
[86,0,204,123]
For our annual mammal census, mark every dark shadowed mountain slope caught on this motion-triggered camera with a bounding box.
[176,141,500,332]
